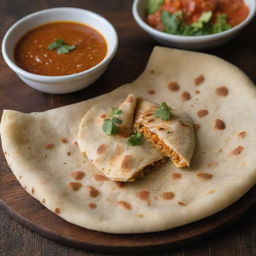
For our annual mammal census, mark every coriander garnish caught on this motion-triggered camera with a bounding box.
[48,38,75,54]
[155,102,173,121]
[103,107,123,136]
[160,10,230,36]
[127,132,143,146]
[110,107,123,117]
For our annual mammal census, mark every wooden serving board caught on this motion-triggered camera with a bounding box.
[0,154,256,253]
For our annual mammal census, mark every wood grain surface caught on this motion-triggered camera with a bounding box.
[1,0,256,255]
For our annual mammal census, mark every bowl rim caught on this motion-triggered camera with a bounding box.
[132,0,256,42]
[1,7,118,82]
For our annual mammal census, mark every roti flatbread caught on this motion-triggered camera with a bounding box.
[1,47,256,234]
[135,99,195,167]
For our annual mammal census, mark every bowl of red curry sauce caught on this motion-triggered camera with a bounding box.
[133,0,256,49]
[2,8,118,94]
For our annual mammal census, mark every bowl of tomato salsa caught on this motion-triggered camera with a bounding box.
[2,8,118,94]
[133,0,255,49]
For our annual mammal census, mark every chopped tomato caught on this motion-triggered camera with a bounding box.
[147,0,249,27]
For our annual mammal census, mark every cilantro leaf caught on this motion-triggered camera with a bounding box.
[103,119,118,136]
[57,45,75,54]
[103,107,123,136]
[155,102,173,120]
[147,0,163,14]
[128,132,143,146]
[179,11,212,36]
[47,39,65,50]
[161,11,183,34]
[112,117,122,124]
[110,107,123,117]
[160,10,231,36]
[212,14,231,33]
[196,11,212,26]
[48,38,75,54]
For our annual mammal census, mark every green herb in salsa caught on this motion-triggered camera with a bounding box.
[146,0,249,36]
[161,10,230,36]
[147,0,163,14]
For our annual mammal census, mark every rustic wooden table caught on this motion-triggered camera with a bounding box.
[1,0,256,255]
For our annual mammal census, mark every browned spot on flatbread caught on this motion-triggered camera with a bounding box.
[69,182,82,191]
[194,124,201,131]
[197,109,209,118]
[46,143,54,149]
[88,202,97,209]
[116,182,126,188]
[157,127,165,131]
[100,114,107,119]
[216,86,229,96]
[172,173,182,179]
[42,198,46,204]
[195,90,200,94]
[138,214,144,218]
[181,91,191,101]
[55,208,61,215]
[118,200,132,210]
[87,186,100,198]
[61,137,68,143]
[195,74,205,85]
[118,128,130,138]
[137,190,150,203]
[207,162,218,168]
[148,89,156,95]
[127,95,135,102]
[215,119,226,130]
[161,192,175,200]
[97,144,107,154]
[147,118,155,123]
[150,70,155,74]
[94,174,107,182]
[197,172,213,180]
[121,155,132,172]
[168,81,180,91]
[73,141,78,145]
[238,131,246,138]
[178,201,187,206]
[19,176,22,179]
[208,190,216,194]
[231,146,244,155]
[71,171,85,180]
[109,145,125,165]
[31,187,35,194]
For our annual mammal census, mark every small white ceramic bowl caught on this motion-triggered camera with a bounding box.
[2,7,118,94]
[133,0,256,50]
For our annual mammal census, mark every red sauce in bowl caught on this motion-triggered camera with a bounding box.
[14,21,107,76]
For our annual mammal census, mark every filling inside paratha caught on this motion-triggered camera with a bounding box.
[135,99,195,168]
